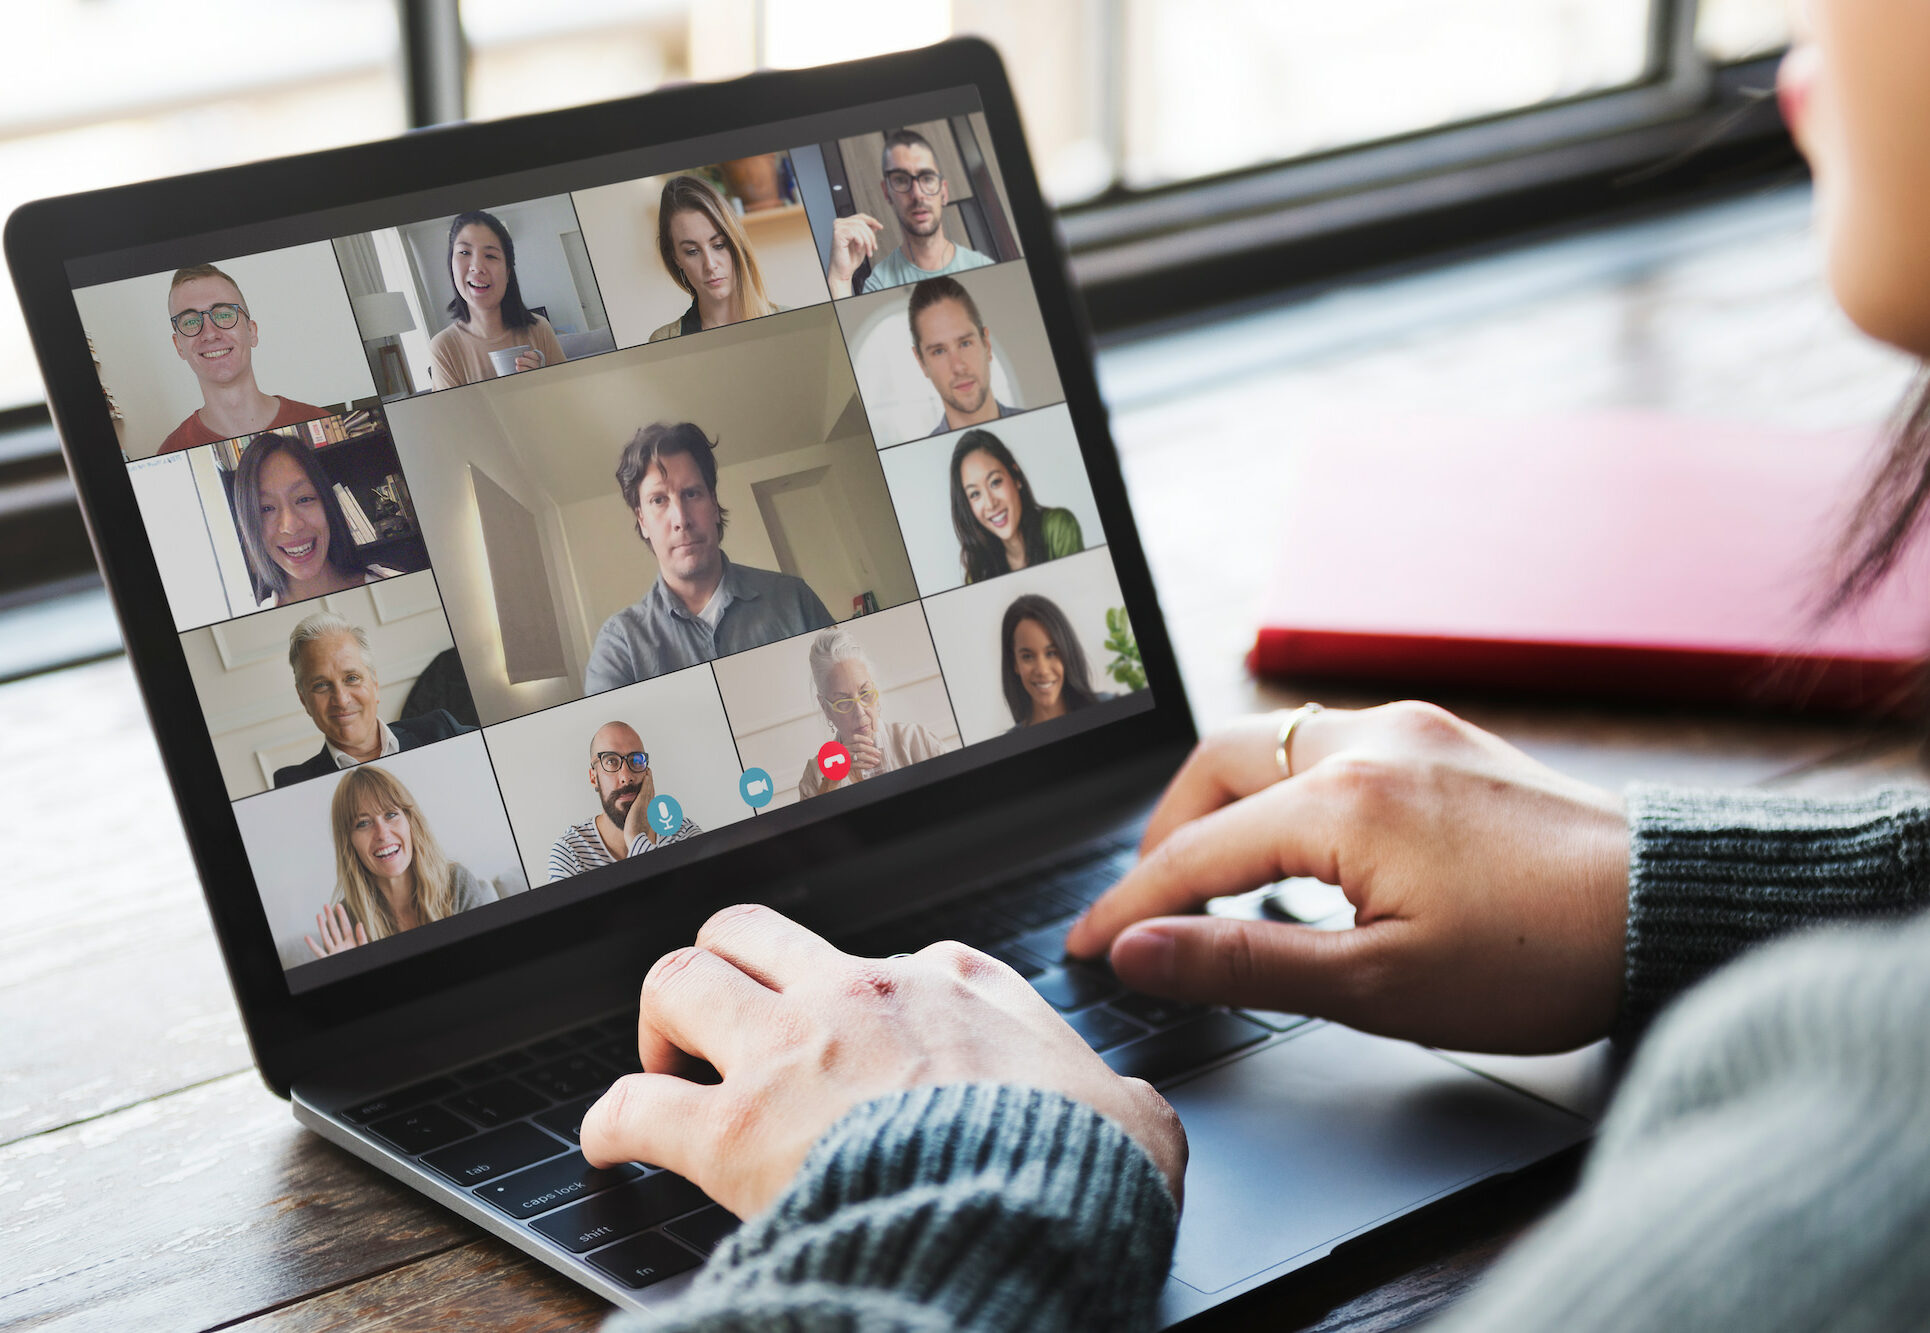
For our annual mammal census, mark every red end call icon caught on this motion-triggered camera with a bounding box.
[817,740,851,780]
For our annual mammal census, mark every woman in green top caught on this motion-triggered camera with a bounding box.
[949,428,1084,583]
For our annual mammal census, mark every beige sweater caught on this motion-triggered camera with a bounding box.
[428,313,565,389]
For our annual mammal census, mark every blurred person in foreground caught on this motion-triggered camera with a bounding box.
[582,6,1930,1327]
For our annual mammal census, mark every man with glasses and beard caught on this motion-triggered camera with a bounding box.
[825,129,995,298]
[160,263,326,454]
[546,721,703,883]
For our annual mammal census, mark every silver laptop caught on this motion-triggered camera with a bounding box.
[5,37,1597,1324]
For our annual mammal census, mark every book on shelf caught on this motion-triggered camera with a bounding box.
[333,483,379,545]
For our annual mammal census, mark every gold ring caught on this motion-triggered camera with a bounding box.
[1275,703,1325,779]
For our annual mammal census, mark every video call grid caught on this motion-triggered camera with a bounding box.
[87,114,1137,980]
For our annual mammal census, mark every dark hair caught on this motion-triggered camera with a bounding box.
[950,429,1045,583]
[1826,375,1930,621]
[232,430,362,602]
[445,210,536,329]
[880,127,939,178]
[1000,594,1099,726]
[908,275,984,351]
[615,422,730,542]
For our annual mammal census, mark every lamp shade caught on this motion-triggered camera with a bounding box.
[351,290,416,339]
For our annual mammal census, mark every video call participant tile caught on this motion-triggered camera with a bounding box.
[337,192,615,398]
[921,547,1145,747]
[710,601,960,811]
[479,663,751,891]
[833,260,1064,450]
[878,403,1106,599]
[795,114,1023,301]
[73,241,377,462]
[383,303,919,728]
[232,730,525,974]
[129,410,429,633]
[178,571,474,802]
[573,153,832,352]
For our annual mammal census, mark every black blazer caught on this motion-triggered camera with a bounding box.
[271,709,472,788]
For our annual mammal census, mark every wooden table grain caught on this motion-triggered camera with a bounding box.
[5,187,1926,1331]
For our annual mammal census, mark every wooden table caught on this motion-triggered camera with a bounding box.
[5,187,1926,1329]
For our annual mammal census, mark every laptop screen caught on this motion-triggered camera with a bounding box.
[61,86,1154,994]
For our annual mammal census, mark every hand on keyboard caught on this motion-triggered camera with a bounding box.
[1064,701,1630,1055]
[579,904,1187,1218]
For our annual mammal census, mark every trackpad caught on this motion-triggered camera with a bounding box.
[1164,1024,1589,1294]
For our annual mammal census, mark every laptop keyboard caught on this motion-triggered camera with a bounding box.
[334,841,1303,1292]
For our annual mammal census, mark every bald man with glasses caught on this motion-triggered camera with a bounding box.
[825,128,995,298]
[546,721,705,883]
[160,263,326,454]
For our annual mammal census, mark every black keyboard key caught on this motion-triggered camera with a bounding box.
[533,1172,711,1253]
[994,889,1079,929]
[525,1053,620,1100]
[983,942,1045,979]
[1011,920,1075,965]
[589,1038,644,1074]
[527,1036,575,1061]
[562,1022,607,1046]
[1111,992,1209,1031]
[1051,865,1119,905]
[453,1052,532,1084]
[368,1103,474,1154]
[446,1078,548,1127]
[596,1013,636,1037]
[1103,1012,1269,1085]
[345,1076,459,1125]
[588,1230,704,1288]
[1065,1005,1147,1052]
[1237,1009,1313,1032]
[938,907,1020,949]
[665,1204,741,1256]
[476,1153,645,1219]
[1031,962,1121,1012]
[422,1122,567,1185]
[536,1095,598,1146]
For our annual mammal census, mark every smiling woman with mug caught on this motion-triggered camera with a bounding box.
[428,209,567,388]
[797,627,951,797]
[648,174,784,342]
[303,764,496,958]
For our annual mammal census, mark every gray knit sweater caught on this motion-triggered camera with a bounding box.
[611,785,1930,1332]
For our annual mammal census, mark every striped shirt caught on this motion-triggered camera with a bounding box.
[547,815,703,883]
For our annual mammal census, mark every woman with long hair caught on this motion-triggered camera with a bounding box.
[427,209,567,387]
[999,593,1108,729]
[648,174,782,341]
[304,764,495,957]
[232,430,399,609]
[950,429,1084,583]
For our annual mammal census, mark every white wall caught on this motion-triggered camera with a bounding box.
[74,240,377,461]
[235,731,527,972]
[834,258,1065,449]
[129,448,255,630]
[878,403,1107,597]
[572,160,832,350]
[399,194,602,339]
[383,386,585,726]
[920,547,1138,744]
[481,663,754,888]
[178,572,459,800]
[709,601,959,809]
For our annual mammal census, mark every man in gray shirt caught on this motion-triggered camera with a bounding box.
[584,422,833,694]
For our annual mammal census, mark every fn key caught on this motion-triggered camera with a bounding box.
[1103,1011,1268,1086]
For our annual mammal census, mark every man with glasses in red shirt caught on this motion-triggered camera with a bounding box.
[160,263,325,454]
[546,721,703,883]
[825,129,995,298]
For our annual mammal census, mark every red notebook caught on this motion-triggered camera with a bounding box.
[1249,412,1930,715]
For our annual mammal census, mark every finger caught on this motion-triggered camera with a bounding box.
[1140,708,1353,855]
[305,934,325,960]
[695,903,844,992]
[353,921,369,946]
[1107,914,1398,1025]
[1067,778,1349,958]
[859,213,884,233]
[635,942,786,1075]
[580,1072,713,1179]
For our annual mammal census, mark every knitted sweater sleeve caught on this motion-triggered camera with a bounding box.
[602,1083,1178,1333]
[1616,783,1930,1043]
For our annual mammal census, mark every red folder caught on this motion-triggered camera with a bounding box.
[1249,412,1930,715]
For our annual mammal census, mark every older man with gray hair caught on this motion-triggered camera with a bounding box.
[271,610,472,788]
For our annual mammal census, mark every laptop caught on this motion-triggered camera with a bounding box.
[6,38,1598,1324]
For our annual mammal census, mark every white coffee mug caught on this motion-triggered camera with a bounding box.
[487,344,543,377]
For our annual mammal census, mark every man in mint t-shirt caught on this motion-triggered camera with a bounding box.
[826,128,996,298]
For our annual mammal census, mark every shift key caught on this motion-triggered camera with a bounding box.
[533,1172,711,1253]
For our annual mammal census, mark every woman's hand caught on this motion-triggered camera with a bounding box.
[580,904,1186,1219]
[825,213,883,296]
[1064,702,1631,1054]
[305,902,368,958]
[846,734,885,778]
[512,349,544,373]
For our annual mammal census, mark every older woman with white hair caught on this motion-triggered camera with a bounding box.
[797,627,953,798]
